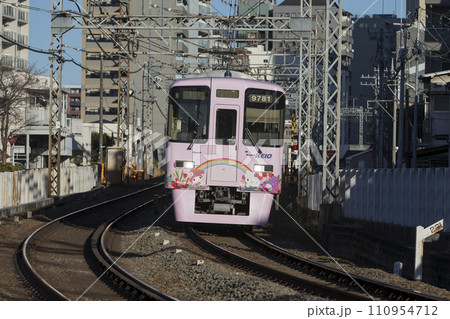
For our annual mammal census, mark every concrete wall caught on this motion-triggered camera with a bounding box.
[308,168,450,231]
[0,165,98,210]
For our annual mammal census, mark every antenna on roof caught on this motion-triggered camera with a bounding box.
[224,63,232,77]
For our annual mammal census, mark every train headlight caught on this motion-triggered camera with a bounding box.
[254,165,265,172]
[175,160,195,169]
[253,164,273,172]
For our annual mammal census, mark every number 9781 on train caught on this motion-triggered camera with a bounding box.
[165,72,286,226]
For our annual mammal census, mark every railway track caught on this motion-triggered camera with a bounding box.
[92,193,177,301]
[16,182,176,301]
[186,225,447,301]
[185,224,371,300]
[243,231,447,301]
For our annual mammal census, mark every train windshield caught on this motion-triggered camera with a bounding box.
[243,88,285,147]
[168,86,210,143]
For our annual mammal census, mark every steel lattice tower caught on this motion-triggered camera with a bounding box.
[309,0,342,203]
[116,1,131,156]
[297,0,313,198]
[48,0,64,196]
[321,0,342,203]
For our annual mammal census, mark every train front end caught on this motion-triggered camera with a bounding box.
[165,76,286,225]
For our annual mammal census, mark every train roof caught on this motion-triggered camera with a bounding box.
[171,71,285,93]
[187,70,255,80]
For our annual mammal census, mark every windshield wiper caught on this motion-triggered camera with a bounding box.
[187,128,201,150]
[245,127,262,154]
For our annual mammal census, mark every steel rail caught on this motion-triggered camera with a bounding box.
[92,193,177,301]
[18,182,164,301]
[244,231,447,301]
[185,224,371,301]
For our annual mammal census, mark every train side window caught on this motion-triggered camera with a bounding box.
[215,109,237,145]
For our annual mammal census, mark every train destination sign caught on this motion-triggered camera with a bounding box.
[216,89,239,99]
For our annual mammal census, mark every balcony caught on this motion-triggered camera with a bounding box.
[17,34,28,46]
[70,101,81,108]
[1,54,14,68]
[17,10,28,24]
[199,3,211,15]
[16,58,28,70]
[25,108,49,126]
[1,30,15,47]
[2,4,15,20]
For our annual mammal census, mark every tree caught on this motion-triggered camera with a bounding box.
[0,64,41,163]
[91,131,114,163]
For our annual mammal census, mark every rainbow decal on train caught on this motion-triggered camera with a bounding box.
[196,158,252,173]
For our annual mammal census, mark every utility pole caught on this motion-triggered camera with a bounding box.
[141,63,146,172]
[361,73,380,166]
[99,54,104,165]
[341,107,372,146]
[378,29,386,168]
[397,28,407,168]
[412,19,420,168]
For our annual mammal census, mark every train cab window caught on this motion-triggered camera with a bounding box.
[168,86,210,143]
[243,88,285,147]
[215,109,237,145]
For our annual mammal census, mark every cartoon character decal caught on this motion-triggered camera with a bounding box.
[166,164,206,189]
[190,169,206,186]
[241,171,281,194]
[242,171,262,190]
[258,174,281,193]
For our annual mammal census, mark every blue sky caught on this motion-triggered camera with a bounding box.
[29,0,405,85]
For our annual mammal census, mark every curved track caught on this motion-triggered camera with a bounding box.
[185,224,371,300]
[243,231,447,301]
[185,225,447,301]
[92,194,177,301]
[17,183,175,301]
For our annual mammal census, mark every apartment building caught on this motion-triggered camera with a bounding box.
[64,85,82,119]
[405,0,450,166]
[0,0,29,70]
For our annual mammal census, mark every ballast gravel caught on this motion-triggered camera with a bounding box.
[116,226,325,301]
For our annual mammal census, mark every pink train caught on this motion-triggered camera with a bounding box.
[165,71,286,225]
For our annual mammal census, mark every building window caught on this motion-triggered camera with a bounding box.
[434,95,450,112]
[442,62,450,71]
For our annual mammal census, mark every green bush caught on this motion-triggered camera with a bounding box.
[0,163,23,172]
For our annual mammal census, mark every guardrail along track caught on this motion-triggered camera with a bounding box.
[185,224,371,301]
[244,231,447,301]
[17,182,175,301]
